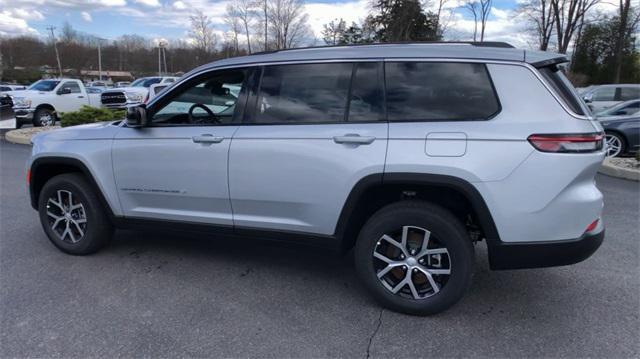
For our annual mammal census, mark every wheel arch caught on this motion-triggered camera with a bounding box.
[334,173,500,251]
[34,103,56,114]
[30,157,115,218]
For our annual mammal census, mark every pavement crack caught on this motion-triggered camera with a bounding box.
[365,309,384,359]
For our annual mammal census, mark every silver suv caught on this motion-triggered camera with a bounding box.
[27,43,606,315]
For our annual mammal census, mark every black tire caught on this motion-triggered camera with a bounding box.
[32,108,55,127]
[38,173,112,255]
[354,200,474,315]
[14,120,23,129]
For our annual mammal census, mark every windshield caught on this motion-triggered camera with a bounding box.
[28,80,60,92]
[131,78,161,88]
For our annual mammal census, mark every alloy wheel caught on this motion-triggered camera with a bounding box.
[373,226,451,300]
[46,190,87,243]
[39,112,54,127]
[605,134,622,157]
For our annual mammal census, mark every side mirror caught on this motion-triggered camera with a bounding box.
[57,87,71,95]
[583,94,593,103]
[125,105,148,128]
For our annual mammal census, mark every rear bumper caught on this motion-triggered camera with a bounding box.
[487,228,604,270]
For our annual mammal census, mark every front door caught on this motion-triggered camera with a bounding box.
[55,81,86,113]
[112,67,251,225]
[228,62,388,236]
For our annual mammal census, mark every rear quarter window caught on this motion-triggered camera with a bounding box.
[385,62,500,122]
[538,65,586,115]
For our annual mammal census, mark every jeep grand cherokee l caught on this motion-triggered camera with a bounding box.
[27,43,606,315]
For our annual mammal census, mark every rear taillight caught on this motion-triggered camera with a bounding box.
[527,133,604,153]
[26,169,31,185]
[585,219,599,233]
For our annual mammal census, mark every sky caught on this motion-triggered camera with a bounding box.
[0,0,624,49]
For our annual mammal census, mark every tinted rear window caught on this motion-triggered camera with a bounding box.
[385,62,500,121]
[253,63,352,124]
[538,65,586,115]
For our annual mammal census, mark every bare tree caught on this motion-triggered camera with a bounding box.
[189,9,217,54]
[433,0,454,37]
[267,0,311,49]
[465,1,479,41]
[225,6,242,55]
[478,0,492,41]
[550,0,600,53]
[227,0,257,54]
[518,0,556,50]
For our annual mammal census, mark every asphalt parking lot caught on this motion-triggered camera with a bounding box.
[1,138,638,358]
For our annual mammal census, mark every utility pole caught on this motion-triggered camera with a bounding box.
[46,26,63,78]
[264,0,268,51]
[97,39,103,81]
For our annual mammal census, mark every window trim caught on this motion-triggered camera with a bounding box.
[383,61,503,123]
[145,66,254,128]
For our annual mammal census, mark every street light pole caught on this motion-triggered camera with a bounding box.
[98,41,102,81]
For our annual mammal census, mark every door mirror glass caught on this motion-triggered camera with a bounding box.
[125,105,148,128]
[57,87,72,95]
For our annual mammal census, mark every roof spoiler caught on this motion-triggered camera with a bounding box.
[529,56,569,68]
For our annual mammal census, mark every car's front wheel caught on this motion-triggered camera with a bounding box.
[38,173,113,254]
[355,201,474,315]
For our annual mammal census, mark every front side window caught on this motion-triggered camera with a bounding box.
[151,68,248,126]
[60,82,81,94]
[385,62,500,121]
[251,63,352,124]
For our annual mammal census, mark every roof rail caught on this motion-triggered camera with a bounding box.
[249,41,515,56]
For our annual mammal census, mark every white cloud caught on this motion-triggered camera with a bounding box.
[135,0,160,7]
[12,8,45,20]
[81,11,93,21]
[0,11,39,36]
[172,0,186,9]
[304,0,370,38]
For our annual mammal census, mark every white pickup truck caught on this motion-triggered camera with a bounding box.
[7,79,101,128]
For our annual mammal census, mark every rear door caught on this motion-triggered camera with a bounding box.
[228,62,388,236]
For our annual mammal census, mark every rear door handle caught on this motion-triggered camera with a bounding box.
[333,134,376,145]
[192,134,224,143]
[78,96,84,98]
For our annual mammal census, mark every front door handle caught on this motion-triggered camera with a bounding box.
[333,134,376,145]
[78,95,84,98]
[192,134,224,143]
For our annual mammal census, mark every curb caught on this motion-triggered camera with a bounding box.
[598,159,640,182]
[4,126,60,145]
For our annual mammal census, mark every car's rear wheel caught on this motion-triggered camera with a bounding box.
[38,173,112,255]
[33,108,55,127]
[605,132,625,158]
[355,201,474,315]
